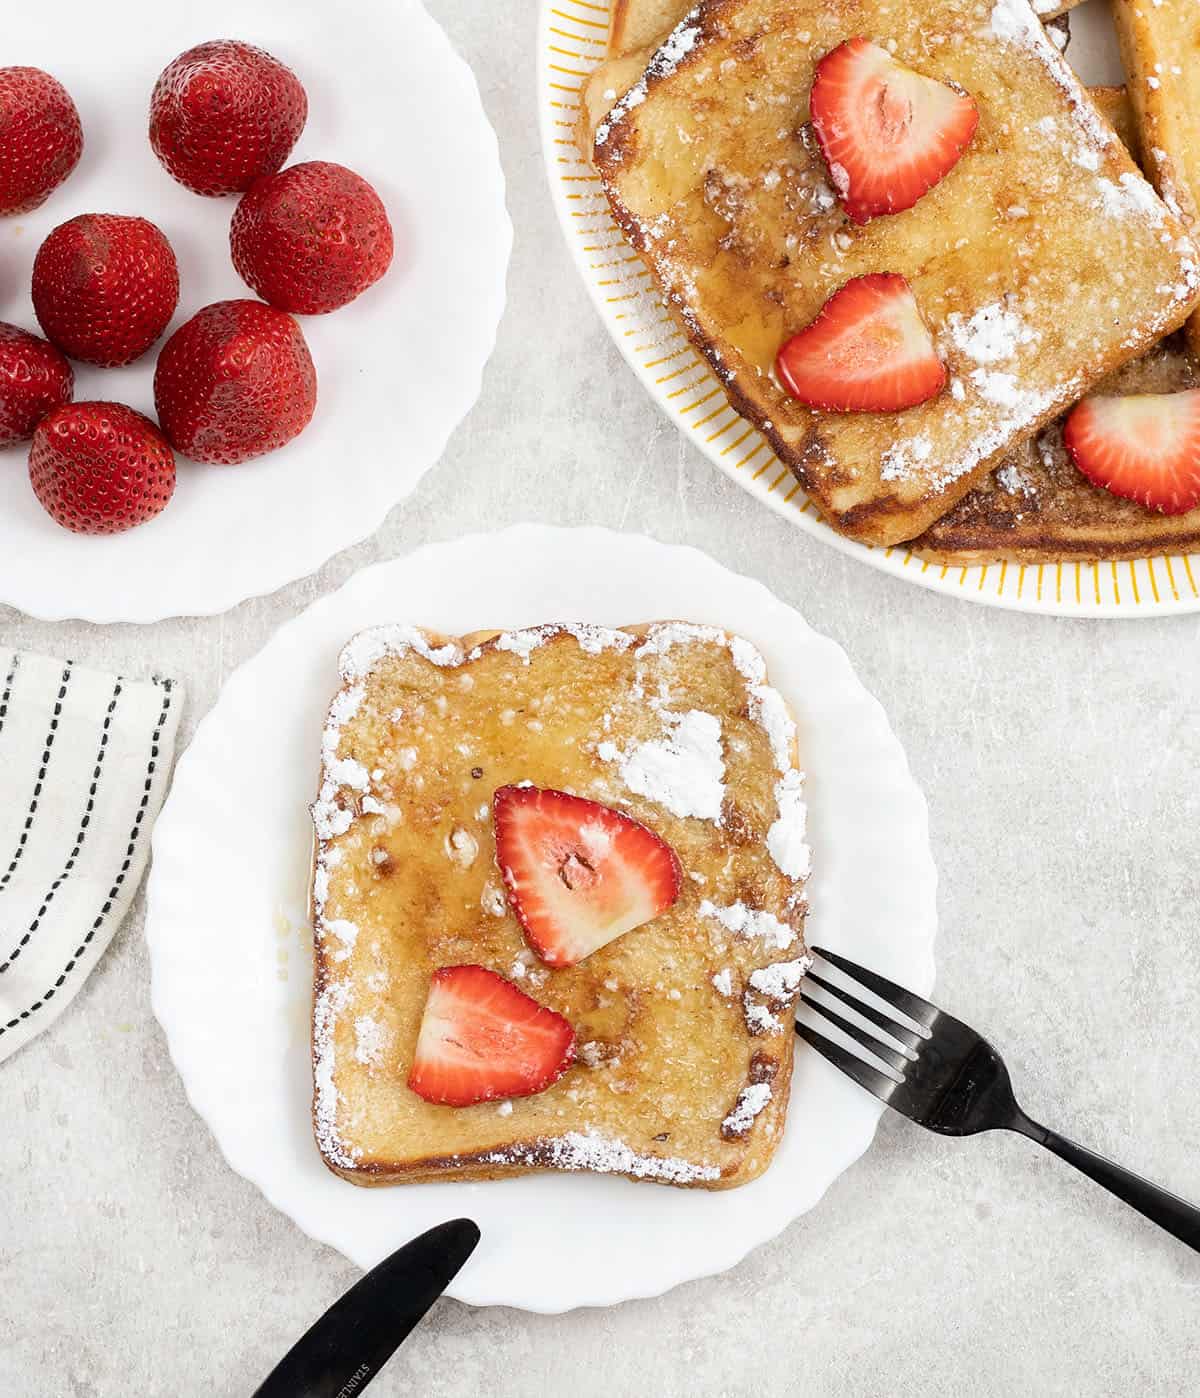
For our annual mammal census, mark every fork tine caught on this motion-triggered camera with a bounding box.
[796,1022,901,1105]
[805,972,925,1052]
[812,946,939,1030]
[799,992,911,1076]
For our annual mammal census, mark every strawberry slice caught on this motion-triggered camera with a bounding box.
[1063,390,1200,515]
[810,37,979,225]
[407,964,575,1107]
[493,785,682,968]
[775,273,946,412]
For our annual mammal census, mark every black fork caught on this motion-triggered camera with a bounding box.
[799,946,1200,1252]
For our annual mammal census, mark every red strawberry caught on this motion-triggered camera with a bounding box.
[29,402,175,534]
[0,323,74,449]
[0,68,83,216]
[493,785,682,968]
[153,299,317,464]
[32,214,180,368]
[775,273,946,413]
[810,37,979,225]
[1063,390,1200,515]
[230,161,394,315]
[407,964,576,1107]
[149,40,307,197]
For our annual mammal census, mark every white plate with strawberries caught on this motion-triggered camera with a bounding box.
[0,0,510,622]
[146,525,938,1312]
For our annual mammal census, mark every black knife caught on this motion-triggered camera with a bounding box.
[251,1218,481,1397]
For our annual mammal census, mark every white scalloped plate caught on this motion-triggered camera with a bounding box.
[0,0,509,623]
[146,525,937,1312]
[538,0,1200,617]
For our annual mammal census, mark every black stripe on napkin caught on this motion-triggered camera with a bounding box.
[0,681,123,975]
[0,651,20,737]
[0,678,173,1040]
[0,664,73,893]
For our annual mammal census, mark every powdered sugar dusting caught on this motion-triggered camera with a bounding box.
[942,302,1037,366]
[748,954,813,1000]
[722,1082,772,1136]
[768,768,810,881]
[353,1014,386,1067]
[595,11,703,150]
[743,1000,782,1035]
[313,981,356,1168]
[1096,172,1167,225]
[700,899,797,950]
[602,708,726,821]
[338,626,464,682]
[482,1130,720,1183]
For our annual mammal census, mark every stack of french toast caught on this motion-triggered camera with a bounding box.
[578,0,1200,562]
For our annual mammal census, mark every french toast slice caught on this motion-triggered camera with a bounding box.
[592,0,1200,546]
[1112,0,1200,356]
[913,338,1200,561]
[311,622,810,1189]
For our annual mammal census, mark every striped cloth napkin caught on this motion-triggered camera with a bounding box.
[0,649,182,1066]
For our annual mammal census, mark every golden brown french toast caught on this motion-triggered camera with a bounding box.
[913,339,1200,561]
[610,0,685,55]
[1088,85,1137,159]
[1112,0,1200,356]
[311,622,811,1189]
[592,0,1199,546]
[608,0,1083,61]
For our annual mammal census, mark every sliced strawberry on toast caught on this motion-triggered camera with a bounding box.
[1063,390,1200,515]
[407,964,575,1107]
[775,273,946,413]
[493,785,682,968]
[810,37,979,225]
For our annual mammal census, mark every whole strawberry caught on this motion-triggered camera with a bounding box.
[149,41,307,197]
[0,323,74,449]
[0,68,83,216]
[230,161,394,314]
[32,214,180,368]
[30,402,175,534]
[154,300,317,464]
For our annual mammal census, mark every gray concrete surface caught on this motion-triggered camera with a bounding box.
[3,2,1199,1394]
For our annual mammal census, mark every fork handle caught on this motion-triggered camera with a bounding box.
[1019,1119,1200,1252]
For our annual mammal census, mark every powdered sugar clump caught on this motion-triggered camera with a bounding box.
[325,918,359,963]
[712,968,734,997]
[722,1082,772,1136]
[748,955,813,1000]
[989,0,1045,48]
[729,635,796,774]
[601,708,726,821]
[942,302,1037,366]
[997,462,1038,498]
[700,899,797,950]
[768,769,811,881]
[743,1000,782,1035]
